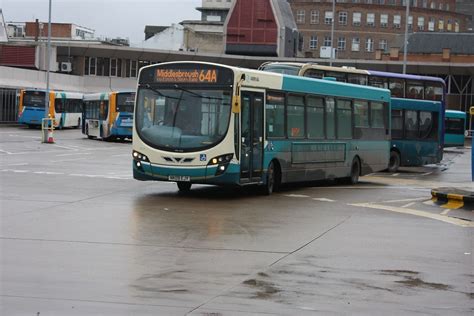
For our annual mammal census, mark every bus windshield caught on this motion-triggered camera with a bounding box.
[136,86,232,152]
[24,91,46,108]
[116,93,136,113]
[260,64,302,76]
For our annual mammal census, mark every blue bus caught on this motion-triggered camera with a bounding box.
[133,62,390,193]
[82,91,135,140]
[18,89,83,128]
[444,110,466,147]
[260,63,446,172]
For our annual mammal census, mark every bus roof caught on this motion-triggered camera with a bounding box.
[368,70,446,86]
[445,110,467,118]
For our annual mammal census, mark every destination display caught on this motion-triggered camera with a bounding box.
[156,69,219,84]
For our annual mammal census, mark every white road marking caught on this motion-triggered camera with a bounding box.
[285,194,310,198]
[441,209,451,215]
[401,202,416,208]
[313,198,335,202]
[350,202,474,228]
[0,169,131,180]
[3,163,29,167]
[423,200,437,206]
[51,158,88,163]
[0,149,13,154]
[33,171,64,175]
[421,172,433,176]
[55,152,91,157]
[391,173,399,177]
[383,197,427,203]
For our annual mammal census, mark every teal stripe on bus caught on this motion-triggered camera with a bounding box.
[282,76,390,102]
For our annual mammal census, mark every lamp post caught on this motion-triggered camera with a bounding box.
[402,0,410,74]
[45,0,52,119]
[330,0,335,66]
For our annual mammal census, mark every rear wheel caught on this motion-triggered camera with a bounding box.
[177,182,192,192]
[388,151,401,173]
[349,158,360,185]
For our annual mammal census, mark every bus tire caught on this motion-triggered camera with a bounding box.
[262,160,279,195]
[388,150,401,173]
[177,182,192,192]
[58,119,63,130]
[349,157,361,185]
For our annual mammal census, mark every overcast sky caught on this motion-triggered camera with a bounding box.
[1,0,201,44]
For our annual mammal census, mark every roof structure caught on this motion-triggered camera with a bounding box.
[396,33,474,54]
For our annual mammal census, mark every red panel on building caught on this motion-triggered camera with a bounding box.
[0,45,36,68]
[227,0,277,45]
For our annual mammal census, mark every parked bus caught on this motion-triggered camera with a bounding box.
[18,89,83,128]
[133,62,391,193]
[260,63,446,172]
[82,91,135,140]
[444,110,466,147]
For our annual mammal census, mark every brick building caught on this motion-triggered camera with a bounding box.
[290,0,471,59]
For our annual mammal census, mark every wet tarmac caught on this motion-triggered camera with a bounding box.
[1,127,473,315]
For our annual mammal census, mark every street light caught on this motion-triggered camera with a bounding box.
[330,0,335,66]
[402,0,410,74]
[45,0,52,119]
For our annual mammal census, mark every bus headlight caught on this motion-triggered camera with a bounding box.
[132,150,149,162]
[208,153,233,176]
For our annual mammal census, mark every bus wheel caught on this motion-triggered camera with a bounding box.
[177,182,192,192]
[58,119,63,130]
[262,161,277,195]
[349,158,360,185]
[388,151,400,173]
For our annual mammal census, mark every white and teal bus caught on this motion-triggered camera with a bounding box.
[83,91,135,140]
[133,62,391,194]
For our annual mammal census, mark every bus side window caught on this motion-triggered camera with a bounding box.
[420,111,438,140]
[407,81,424,99]
[265,92,285,138]
[325,97,336,139]
[306,96,324,139]
[405,110,418,139]
[389,79,404,98]
[303,69,324,79]
[370,102,385,128]
[336,99,352,139]
[391,109,403,139]
[287,94,305,138]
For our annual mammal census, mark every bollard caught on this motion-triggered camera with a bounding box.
[41,118,55,144]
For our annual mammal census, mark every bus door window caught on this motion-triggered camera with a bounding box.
[325,97,336,139]
[405,110,419,139]
[419,111,438,140]
[99,101,108,120]
[306,96,324,139]
[389,78,405,98]
[287,94,305,138]
[348,74,368,86]
[336,99,353,139]
[265,92,285,138]
[407,81,424,99]
[391,109,404,139]
[303,69,324,79]
[55,99,63,113]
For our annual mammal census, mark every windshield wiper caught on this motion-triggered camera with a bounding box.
[142,84,181,100]
[173,84,224,101]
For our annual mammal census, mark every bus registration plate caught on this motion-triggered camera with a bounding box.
[168,175,190,182]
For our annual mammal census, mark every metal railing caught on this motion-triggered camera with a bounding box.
[0,88,19,123]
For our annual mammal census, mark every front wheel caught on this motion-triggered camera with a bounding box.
[388,151,401,173]
[177,182,192,192]
[262,161,276,195]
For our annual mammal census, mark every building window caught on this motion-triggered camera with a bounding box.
[447,19,452,31]
[89,57,97,76]
[367,13,375,27]
[394,15,401,28]
[428,17,435,31]
[310,10,319,24]
[296,10,305,23]
[339,12,348,25]
[131,60,138,78]
[352,37,360,51]
[388,0,396,4]
[337,37,346,51]
[438,19,444,31]
[430,2,435,9]
[110,58,117,77]
[309,36,318,49]
[455,21,459,33]
[408,15,413,30]
[379,39,388,51]
[446,4,450,11]
[380,14,388,28]
[422,0,427,8]
[418,16,425,31]
[325,11,333,25]
[439,3,443,10]
[353,12,361,26]
[324,36,332,47]
[366,38,374,52]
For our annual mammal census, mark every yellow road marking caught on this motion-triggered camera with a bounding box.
[349,203,474,228]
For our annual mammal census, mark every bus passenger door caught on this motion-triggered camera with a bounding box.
[240,91,264,183]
